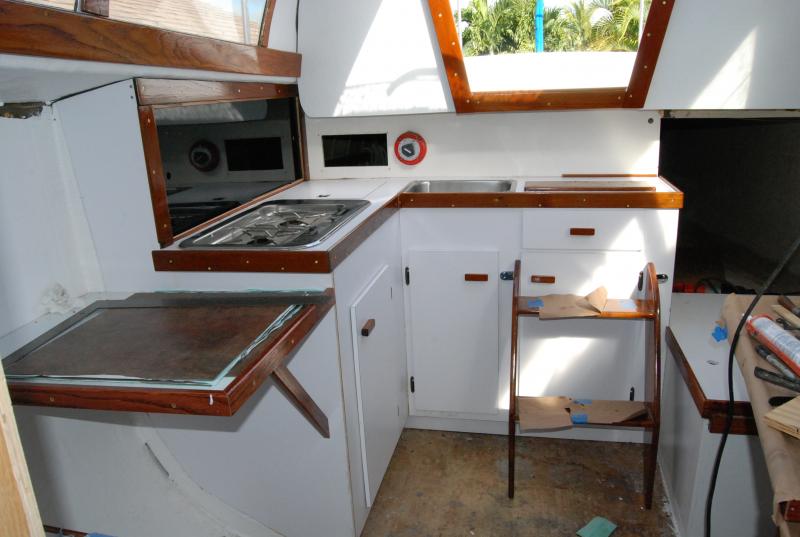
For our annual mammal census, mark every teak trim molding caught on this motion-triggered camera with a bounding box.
[427,0,674,112]
[666,327,756,435]
[135,79,306,247]
[0,0,300,77]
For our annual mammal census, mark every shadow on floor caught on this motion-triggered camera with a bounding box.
[362,429,675,537]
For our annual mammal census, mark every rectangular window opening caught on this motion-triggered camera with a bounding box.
[322,133,388,167]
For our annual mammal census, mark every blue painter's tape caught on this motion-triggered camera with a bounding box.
[616,299,638,311]
[712,325,728,342]
[528,298,544,308]
[571,413,588,424]
[573,399,593,406]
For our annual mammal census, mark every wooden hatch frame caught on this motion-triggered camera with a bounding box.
[427,0,674,112]
[135,78,309,247]
[0,0,298,77]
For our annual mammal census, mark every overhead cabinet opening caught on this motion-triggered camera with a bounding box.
[660,116,800,294]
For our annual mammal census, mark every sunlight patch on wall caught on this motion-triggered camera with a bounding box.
[334,0,449,116]
[517,336,592,397]
[691,28,757,109]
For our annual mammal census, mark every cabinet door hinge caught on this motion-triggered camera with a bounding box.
[410,376,415,393]
[405,267,410,285]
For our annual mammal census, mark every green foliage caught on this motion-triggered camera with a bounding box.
[457,0,651,56]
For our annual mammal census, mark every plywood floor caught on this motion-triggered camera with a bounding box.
[362,429,675,537]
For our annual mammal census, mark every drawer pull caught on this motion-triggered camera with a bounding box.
[531,275,556,284]
[361,319,376,337]
[465,273,489,282]
[570,227,596,236]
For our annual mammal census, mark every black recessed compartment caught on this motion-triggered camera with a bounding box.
[225,137,284,171]
[322,133,388,167]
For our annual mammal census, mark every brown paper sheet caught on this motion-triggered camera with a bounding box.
[518,396,646,431]
[518,396,572,430]
[567,399,646,424]
[538,287,608,319]
[722,294,800,537]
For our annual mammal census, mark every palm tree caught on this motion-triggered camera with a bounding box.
[590,0,650,51]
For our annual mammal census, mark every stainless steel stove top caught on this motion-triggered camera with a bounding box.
[179,199,370,249]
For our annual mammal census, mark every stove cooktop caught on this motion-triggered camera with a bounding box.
[179,199,370,249]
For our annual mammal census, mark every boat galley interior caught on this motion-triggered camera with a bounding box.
[2,0,800,536]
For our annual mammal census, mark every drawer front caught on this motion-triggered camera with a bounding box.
[522,209,654,251]
[520,250,646,298]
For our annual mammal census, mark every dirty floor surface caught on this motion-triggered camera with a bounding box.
[362,429,674,537]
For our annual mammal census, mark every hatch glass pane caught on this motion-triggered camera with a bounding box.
[452,0,651,91]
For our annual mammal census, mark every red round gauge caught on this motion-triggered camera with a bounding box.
[394,132,427,165]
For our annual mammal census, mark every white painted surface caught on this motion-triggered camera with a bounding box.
[297,0,800,115]
[267,0,298,52]
[668,293,749,401]
[522,208,657,252]
[350,265,405,507]
[54,80,333,292]
[298,0,450,117]
[661,332,772,537]
[306,110,660,178]
[0,111,101,339]
[647,0,800,110]
[407,250,500,415]
[332,211,407,534]
[17,311,355,537]
[520,250,645,298]
[465,51,636,92]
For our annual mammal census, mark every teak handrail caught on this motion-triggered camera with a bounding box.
[507,260,661,508]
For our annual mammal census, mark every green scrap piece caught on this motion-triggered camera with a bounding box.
[577,516,617,537]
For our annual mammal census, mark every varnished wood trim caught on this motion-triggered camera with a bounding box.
[272,363,330,437]
[8,291,335,417]
[570,227,596,236]
[398,191,683,209]
[530,275,556,284]
[360,318,376,337]
[137,106,173,247]
[327,197,400,269]
[708,413,758,435]
[465,273,489,282]
[152,249,332,273]
[427,0,673,112]
[77,0,108,17]
[666,327,754,424]
[464,88,626,113]
[623,0,675,108]
[0,0,301,77]
[258,0,277,47]
[428,0,471,111]
[135,79,297,106]
[782,501,800,523]
[155,187,683,274]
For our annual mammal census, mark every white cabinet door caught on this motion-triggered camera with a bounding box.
[350,265,404,507]
[407,250,500,415]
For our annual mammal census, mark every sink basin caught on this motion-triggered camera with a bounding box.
[179,199,370,249]
[403,180,516,193]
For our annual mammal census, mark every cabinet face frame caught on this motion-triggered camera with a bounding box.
[135,79,308,247]
[427,0,674,112]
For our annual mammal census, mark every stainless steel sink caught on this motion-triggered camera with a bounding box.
[403,180,516,193]
[179,199,370,249]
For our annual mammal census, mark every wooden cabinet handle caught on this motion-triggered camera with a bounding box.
[531,275,556,284]
[361,319,376,337]
[570,227,596,236]
[464,273,489,282]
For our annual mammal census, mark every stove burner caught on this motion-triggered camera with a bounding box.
[180,199,370,249]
